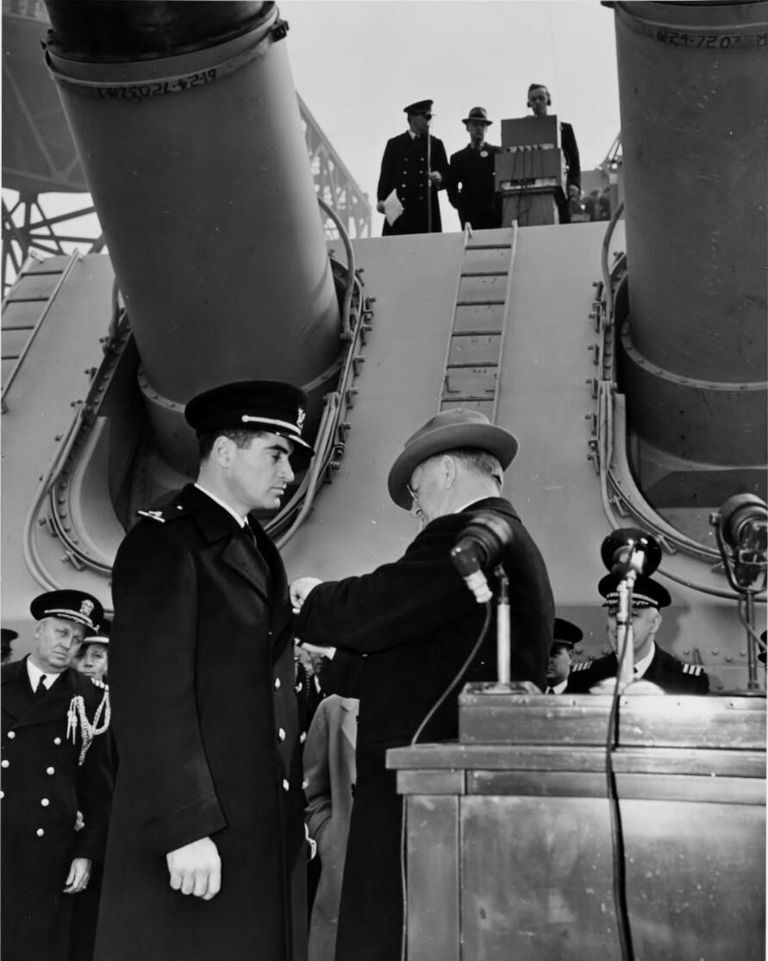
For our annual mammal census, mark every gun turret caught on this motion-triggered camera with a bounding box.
[43,0,341,472]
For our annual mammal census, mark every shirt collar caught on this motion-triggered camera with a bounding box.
[551,679,568,695]
[194,483,247,528]
[633,641,656,678]
[455,497,494,514]
[26,657,62,692]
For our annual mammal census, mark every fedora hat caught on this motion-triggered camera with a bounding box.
[387,408,518,510]
[463,106,492,125]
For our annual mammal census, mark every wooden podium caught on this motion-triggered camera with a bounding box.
[387,686,766,961]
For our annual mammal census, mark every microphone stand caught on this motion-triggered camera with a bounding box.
[495,565,510,683]
[615,570,636,690]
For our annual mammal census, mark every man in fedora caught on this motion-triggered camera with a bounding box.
[376,99,449,235]
[96,381,313,961]
[447,106,503,230]
[290,408,554,961]
[1,589,112,961]
[566,573,709,694]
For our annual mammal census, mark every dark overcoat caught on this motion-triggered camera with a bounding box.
[556,120,581,223]
[304,695,358,961]
[294,497,554,961]
[447,142,503,229]
[565,645,710,695]
[377,131,449,235]
[95,484,306,961]
[1,660,113,961]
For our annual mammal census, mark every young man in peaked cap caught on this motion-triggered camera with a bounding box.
[447,106,503,230]
[290,407,554,961]
[96,380,313,961]
[376,98,450,235]
[545,616,583,694]
[1,589,113,961]
[566,573,709,694]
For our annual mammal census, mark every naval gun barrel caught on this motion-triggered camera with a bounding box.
[42,1,341,469]
[609,1,767,500]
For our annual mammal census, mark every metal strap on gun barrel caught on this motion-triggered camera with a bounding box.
[317,196,357,341]
[43,17,277,99]
[273,391,340,550]
[600,200,624,326]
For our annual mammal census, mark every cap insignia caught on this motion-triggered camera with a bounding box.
[80,599,95,617]
[296,407,306,433]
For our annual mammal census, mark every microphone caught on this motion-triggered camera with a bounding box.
[450,512,514,604]
[600,528,662,577]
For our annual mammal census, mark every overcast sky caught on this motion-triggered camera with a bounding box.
[281,0,621,226]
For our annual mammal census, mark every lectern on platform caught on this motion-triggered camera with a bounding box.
[494,115,563,227]
[387,687,765,961]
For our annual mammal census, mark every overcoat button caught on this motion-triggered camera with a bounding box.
[300,732,307,744]
[41,798,50,807]
[54,737,62,745]
[46,767,55,775]
[1,760,9,768]
[277,728,286,742]
[282,779,290,792]
[7,731,15,739]
[36,828,45,837]
[302,778,309,790]
[295,682,303,693]
[273,678,281,690]
[0,790,4,799]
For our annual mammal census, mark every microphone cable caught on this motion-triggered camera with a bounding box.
[604,641,636,961]
[398,600,493,961]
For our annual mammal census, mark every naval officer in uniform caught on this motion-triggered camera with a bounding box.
[1,589,112,961]
[96,380,313,961]
[566,573,710,694]
[376,99,449,235]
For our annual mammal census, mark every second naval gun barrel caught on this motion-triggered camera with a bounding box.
[42,1,341,469]
[609,1,767,504]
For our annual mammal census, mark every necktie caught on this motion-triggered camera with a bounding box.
[35,676,48,698]
[243,523,273,590]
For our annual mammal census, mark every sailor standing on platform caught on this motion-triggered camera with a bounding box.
[1,589,113,961]
[526,82,581,223]
[566,574,710,694]
[376,99,449,235]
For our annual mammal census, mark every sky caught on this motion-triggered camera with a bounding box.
[280,0,621,227]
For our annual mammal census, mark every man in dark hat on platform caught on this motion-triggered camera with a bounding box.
[96,381,313,961]
[376,98,450,235]
[290,407,554,961]
[526,82,581,224]
[545,616,583,694]
[1,589,113,961]
[1,627,18,664]
[566,573,709,694]
[447,106,503,230]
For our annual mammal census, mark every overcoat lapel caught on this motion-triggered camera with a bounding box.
[4,661,80,729]
[219,537,272,604]
[183,485,272,604]
[1,659,34,722]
